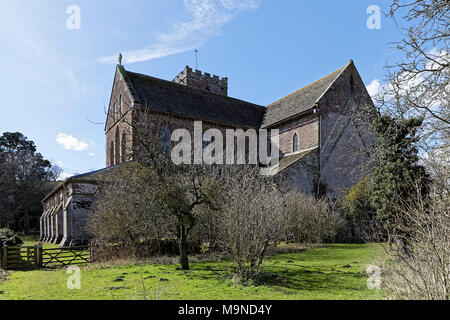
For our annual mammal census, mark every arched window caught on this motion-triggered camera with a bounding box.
[293,133,299,153]
[350,75,355,93]
[119,95,123,115]
[267,136,272,156]
[121,132,127,163]
[159,125,171,153]
[115,128,120,165]
[110,141,115,166]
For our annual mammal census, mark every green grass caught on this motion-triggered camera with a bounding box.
[20,235,58,249]
[0,243,384,300]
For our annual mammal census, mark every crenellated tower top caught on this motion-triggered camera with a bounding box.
[173,66,228,96]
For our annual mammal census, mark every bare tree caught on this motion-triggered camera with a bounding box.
[88,164,177,260]
[382,177,450,300]
[218,165,288,281]
[380,1,449,146]
[103,109,224,270]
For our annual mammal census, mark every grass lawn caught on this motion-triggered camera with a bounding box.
[20,235,59,249]
[0,243,385,300]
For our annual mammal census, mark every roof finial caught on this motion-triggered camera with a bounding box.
[118,53,123,66]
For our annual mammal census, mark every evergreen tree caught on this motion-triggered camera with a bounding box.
[0,132,60,232]
[371,115,430,253]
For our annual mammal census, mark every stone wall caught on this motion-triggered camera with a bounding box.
[105,68,134,167]
[41,181,99,247]
[317,63,376,197]
[276,113,319,155]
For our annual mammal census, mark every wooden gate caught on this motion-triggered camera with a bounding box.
[0,245,41,270]
[41,246,90,268]
[1,244,91,270]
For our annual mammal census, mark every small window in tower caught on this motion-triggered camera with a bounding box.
[112,103,116,120]
[293,133,299,153]
[119,95,123,114]
[350,75,355,93]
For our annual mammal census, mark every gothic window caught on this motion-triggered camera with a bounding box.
[159,125,171,153]
[293,133,299,153]
[119,95,123,115]
[115,128,120,165]
[110,141,115,166]
[267,136,272,156]
[350,75,355,93]
[121,132,127,163]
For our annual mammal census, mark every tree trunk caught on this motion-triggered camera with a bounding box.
[388,232,393,251]
[179,226,189,270]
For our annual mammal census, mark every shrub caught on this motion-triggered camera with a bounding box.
[382,189,450,300]
[0,228,23,248]
[285,192,347,244]
[219,166,290,282]
[342,179,382,242]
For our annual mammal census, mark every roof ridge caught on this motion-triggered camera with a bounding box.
[125,69,266,110]
[118,65,141,103]
[69,164,123,180]
[267,62,351,108]
[314,60,353,105]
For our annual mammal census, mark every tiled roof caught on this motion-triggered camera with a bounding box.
[119,66,266,129]
[68,165,123,181]
[262,61,352,128]
[42,165,123,202]
[262,148,317,176]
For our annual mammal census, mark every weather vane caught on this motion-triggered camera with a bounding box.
[195,49,198,70]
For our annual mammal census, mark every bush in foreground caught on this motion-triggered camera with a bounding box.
[0,228,23,248]
[382,188,450,300]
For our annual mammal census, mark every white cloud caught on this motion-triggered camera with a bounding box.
[366,79,381,98]
[56,133,90,151]
[99,0,260,64]
[88,152,95,157]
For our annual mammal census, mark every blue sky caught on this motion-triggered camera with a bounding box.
[0,0,402,178]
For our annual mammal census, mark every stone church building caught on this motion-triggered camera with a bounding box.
[40,60,375,246]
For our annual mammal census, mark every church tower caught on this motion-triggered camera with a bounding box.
[173,66,228,96]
